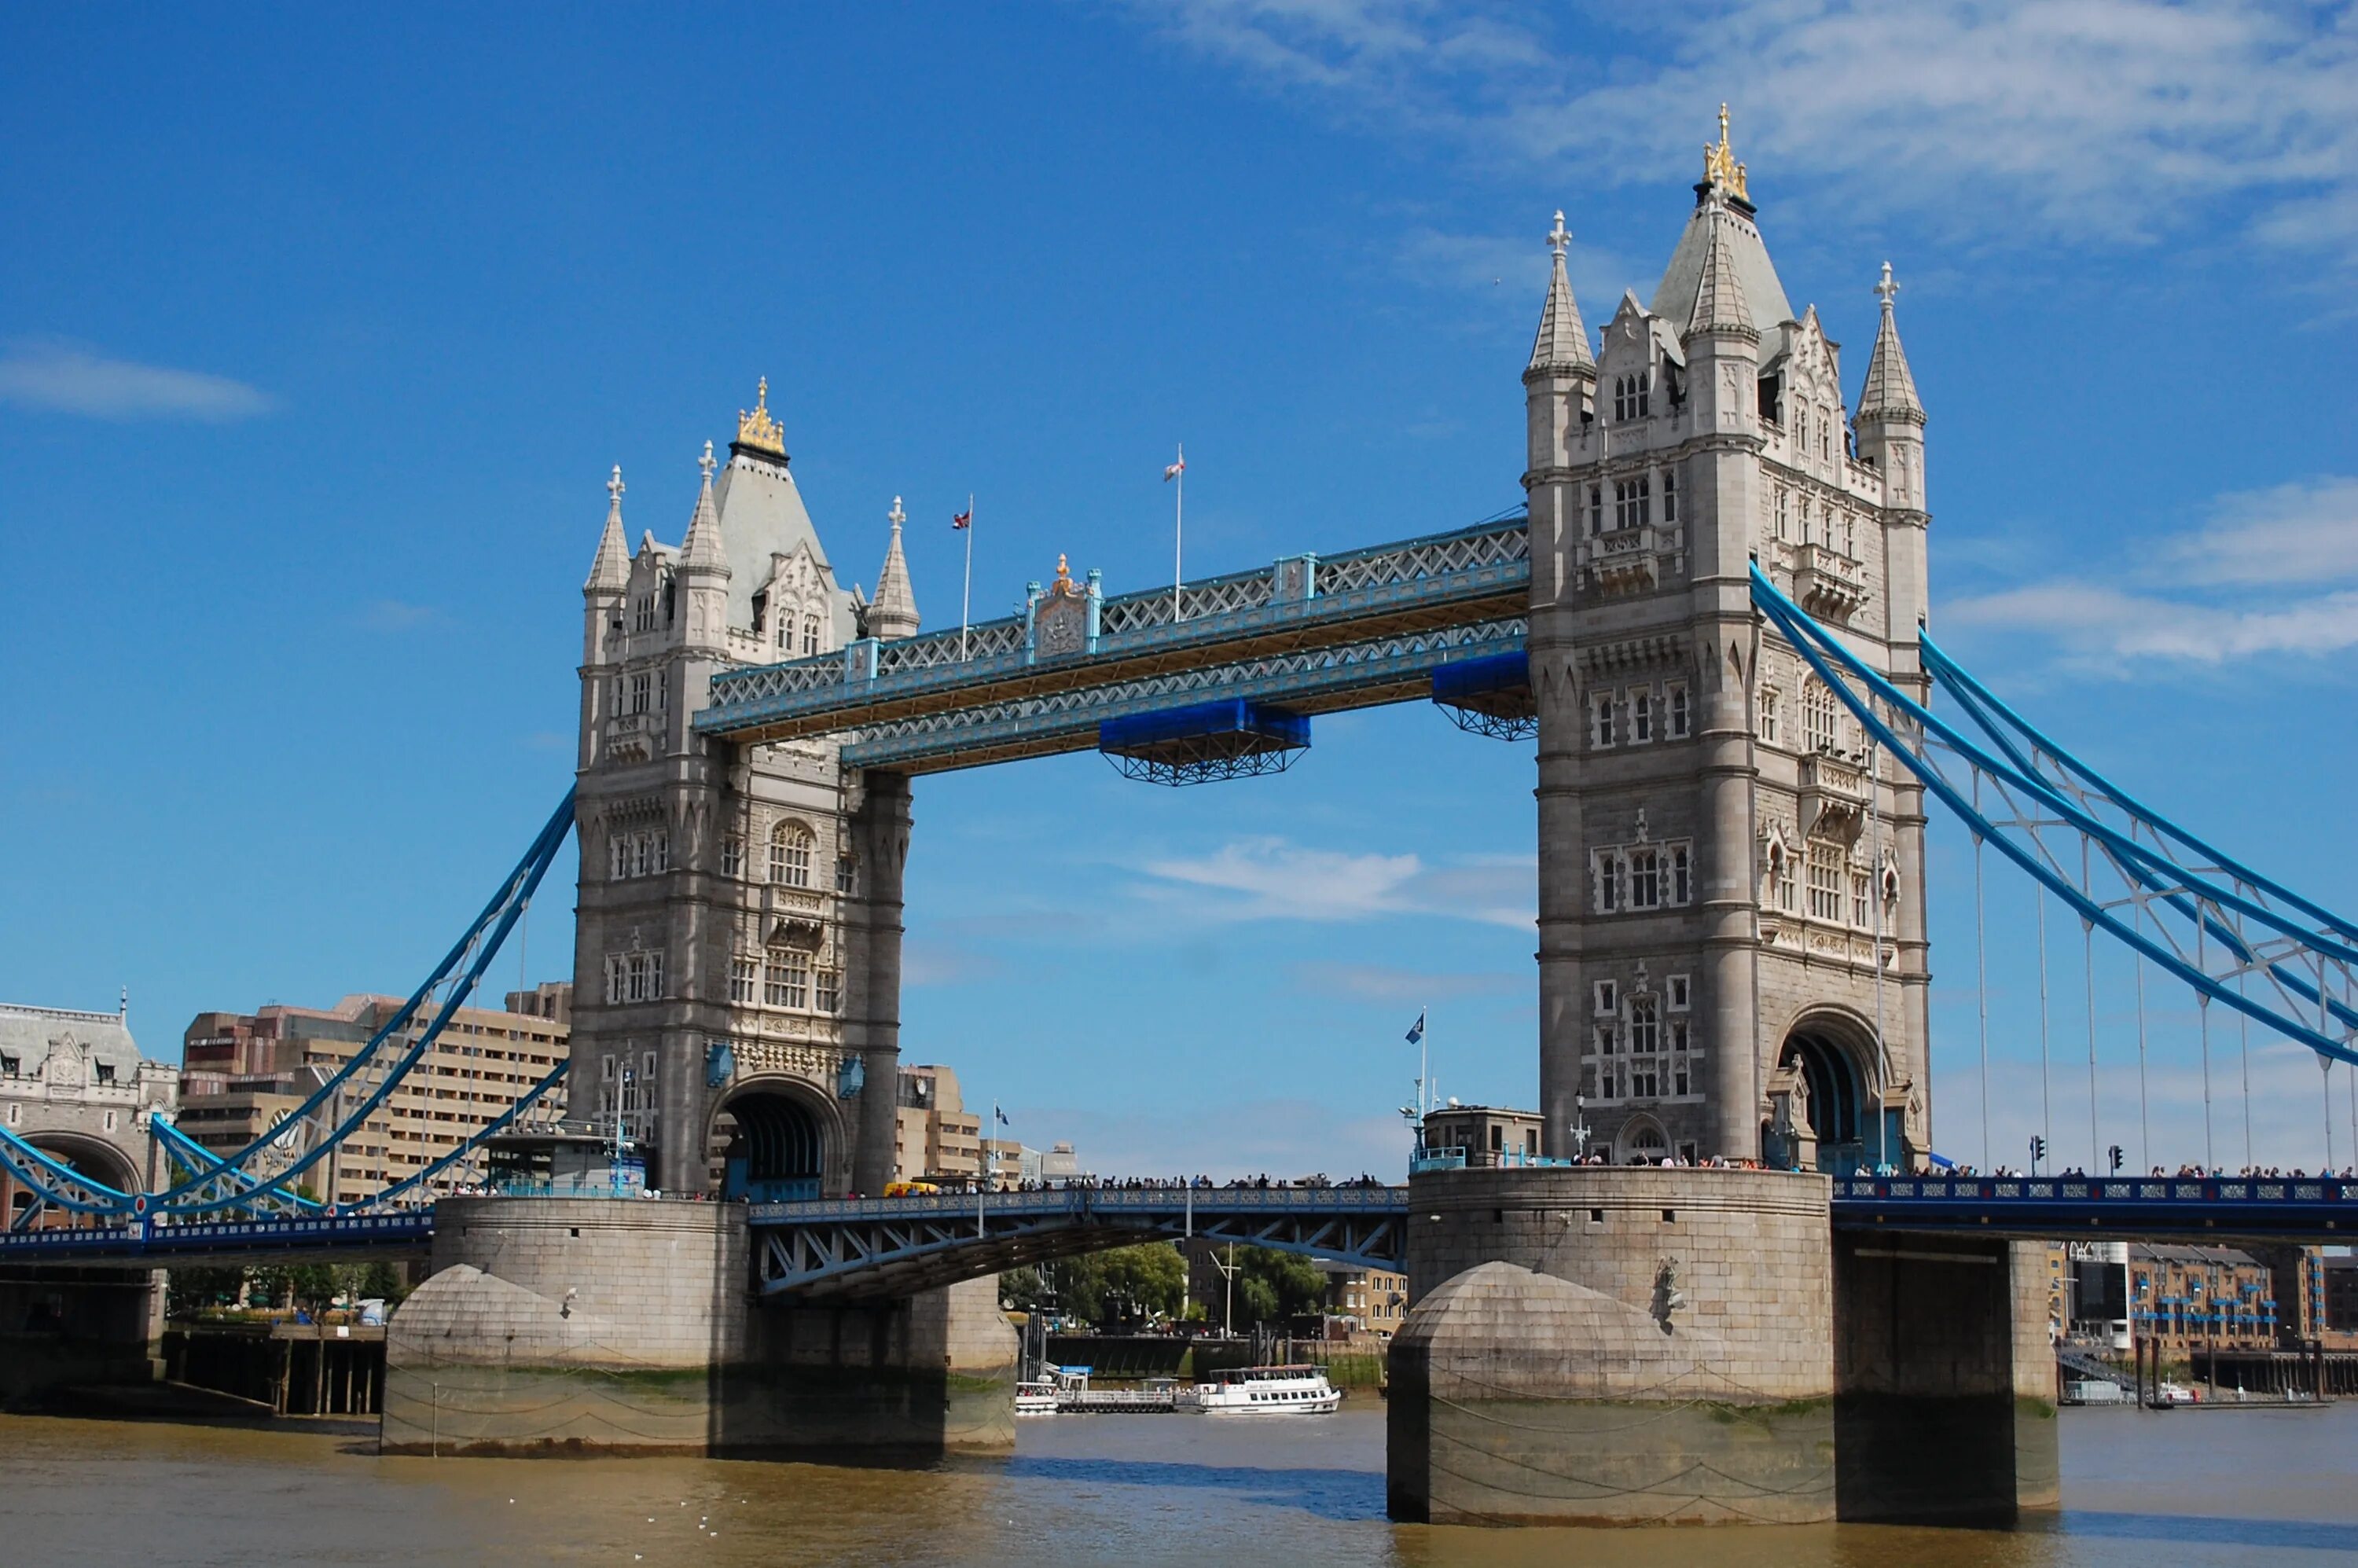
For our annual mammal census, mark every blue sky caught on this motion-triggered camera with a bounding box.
[5,2,2356,1177]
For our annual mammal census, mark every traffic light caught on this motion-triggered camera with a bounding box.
[2109,1144,2125,1173]
[2030,1134,2048,1168]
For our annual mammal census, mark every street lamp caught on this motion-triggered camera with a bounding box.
[614,1067,635,1195]
[1570,1092,1590,1163]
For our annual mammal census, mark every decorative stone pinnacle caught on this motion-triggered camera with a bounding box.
[607,465,625,505]
[736,376,786,456]
[1547,210,1570,259]
[699,440,716,483]
[888,495,905,531]
[1875,260,1901,310]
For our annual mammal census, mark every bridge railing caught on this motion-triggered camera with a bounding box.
[745,1184,1404,1228]
[1835,1176,2354,1205]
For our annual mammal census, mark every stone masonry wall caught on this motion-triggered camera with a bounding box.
[1406,1166,1834,1401]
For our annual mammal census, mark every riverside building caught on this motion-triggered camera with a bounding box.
[174,986,569,1206]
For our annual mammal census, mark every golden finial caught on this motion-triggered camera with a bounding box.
[1056,553,1072,586]
[1703,103,1749,200]
[735,376,786,457]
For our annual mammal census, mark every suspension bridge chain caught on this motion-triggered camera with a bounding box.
[0,791,578,1222]
[1750,567,2358,1159]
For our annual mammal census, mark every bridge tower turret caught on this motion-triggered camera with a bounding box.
[570,380,905,1198]
[1525,112,1934,1171]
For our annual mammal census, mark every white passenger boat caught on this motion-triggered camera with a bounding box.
[1191,1364,1342,1415]
[1015,1378,1060,1416]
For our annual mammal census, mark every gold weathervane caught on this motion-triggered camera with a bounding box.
[736,376,786,457]
[1703,103,1748,201]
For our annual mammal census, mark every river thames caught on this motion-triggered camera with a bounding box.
[4,1403,2352,1566]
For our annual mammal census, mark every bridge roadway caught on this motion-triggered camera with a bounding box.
[6,1177,2351,1278]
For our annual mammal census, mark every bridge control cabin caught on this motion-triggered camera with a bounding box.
[483,1128,645,1198]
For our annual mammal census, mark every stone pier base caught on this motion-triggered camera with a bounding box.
[1387,1167,2061,1527]
[380,1198,1013,1457]
[1831,1232,2059,1524]
[1388,1167,1837,1525]
[0,1267,165,1407]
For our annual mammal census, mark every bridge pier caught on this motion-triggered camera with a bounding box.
[1831,1232,2058,1524]
[380,1198,1012,1457]
[0,1265,165,1406]
[1388,1168,2059,1527]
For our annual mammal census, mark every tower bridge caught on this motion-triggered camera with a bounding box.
[9,112,2358,1526]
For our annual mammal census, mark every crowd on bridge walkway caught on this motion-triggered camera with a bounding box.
[1881,1163,2357,1181]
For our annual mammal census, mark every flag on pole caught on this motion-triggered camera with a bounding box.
[1405,1009,1427,1045]
[1163,454,1186,482]
[952,506,972,530]
[996,1107,1011,1127]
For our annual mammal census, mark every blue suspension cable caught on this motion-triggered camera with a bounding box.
[2037,885,2053,1171]
[1750,565,2358,1069]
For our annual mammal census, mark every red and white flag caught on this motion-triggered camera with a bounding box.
[1163,453,1185,482]
[951,505,971,531]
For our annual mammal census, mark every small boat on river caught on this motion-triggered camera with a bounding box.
[1191,1364,1342,1415]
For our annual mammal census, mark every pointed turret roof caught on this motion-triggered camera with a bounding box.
[867,496,920,639]
[680,441,729,573]
[1686,198,1755,338]
[1526,210,1594,378]
[1857,263,1924,423]
[1651,112,1796,357]
[585,465,630,593]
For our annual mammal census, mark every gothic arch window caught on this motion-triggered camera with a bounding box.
[769,821,815,887]
[1802,678,1838,754]
[1764,836,1798,913]
[802,616,820,657]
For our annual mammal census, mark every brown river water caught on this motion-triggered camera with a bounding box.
[3,1404,2353,1566]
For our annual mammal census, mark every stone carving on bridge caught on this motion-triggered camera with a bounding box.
[733,1038,843,1085]
[766,916,825,952]
[1650,1256,1688,1334]
[1030,554,1097,659]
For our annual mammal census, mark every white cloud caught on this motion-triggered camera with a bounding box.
[1136,1,2358,263]
[2158,476,2358,587]
[1290,960,1523,1003]
[0,342,272,420]
[362,599,438,632]
[1945,472,2358,668]
[1945,581,2358,665]
[1136,835,1533,927]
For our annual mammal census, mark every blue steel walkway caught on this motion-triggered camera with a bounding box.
[748,1186,1409,1301]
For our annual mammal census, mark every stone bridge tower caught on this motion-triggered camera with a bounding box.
[571,383,919,1197]
[1523,114,1932,1169]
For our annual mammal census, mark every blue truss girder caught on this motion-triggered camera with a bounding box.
[840,619,1528,774]
[152,1116,324,1215]
[1750,566,2358,1070]
[1831,1175,2358,1243]
[748,1187,1409,1301]
[696,518,1531,752]
[0,1209,435,1265]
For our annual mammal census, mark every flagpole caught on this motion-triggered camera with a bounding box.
[1172,442,1184,624]
[960,492,974,662]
